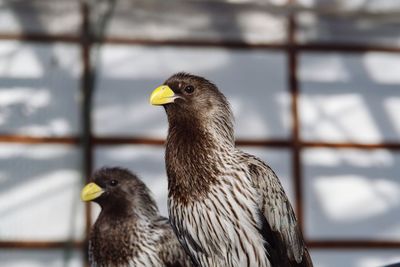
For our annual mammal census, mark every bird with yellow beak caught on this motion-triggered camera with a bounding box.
[149,72,313,267]
[80,167,193,267]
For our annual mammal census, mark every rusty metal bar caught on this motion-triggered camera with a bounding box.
[94,138,400,150]
[1,135,399,150]
[102,37,286,50]
[236,139,292,147]
[0,241,83,249]
[80,2,93,267]
[0,135,79,144]
[93,139,400,150]
[287,14,305,232]
[102,37,400,53]
[0,33,80,43]
[93,137,165,146]
[302,141,400,150]
[92,137,292,147]
[0,31,399,53]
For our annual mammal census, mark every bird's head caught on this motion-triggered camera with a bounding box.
[81,167,158,218]
[150,72,234,144]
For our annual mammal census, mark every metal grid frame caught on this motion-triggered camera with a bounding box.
[0,1,399,266]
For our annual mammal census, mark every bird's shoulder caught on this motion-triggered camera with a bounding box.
[234,150,284,193]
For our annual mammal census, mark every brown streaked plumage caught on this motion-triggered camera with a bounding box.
[150,72,313,267]
[82,167,193,267]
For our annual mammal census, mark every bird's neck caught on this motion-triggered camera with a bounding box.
[97,210,151,229]
[167,113,235,150]
[99,201,158,223]
[91,214,156,265]
[95,209,159,247]
[99,198,134,219]
[166,117,234,204]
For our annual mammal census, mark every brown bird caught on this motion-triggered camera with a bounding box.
[150,73,313,267]
[81,167,193,267]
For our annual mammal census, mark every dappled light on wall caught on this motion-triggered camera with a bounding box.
[0,42,81,137]
[304,148,400,241]
[299,52,400,143]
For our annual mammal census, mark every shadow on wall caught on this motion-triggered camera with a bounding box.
[304,148,400,240]
[299,52,400,248]
[0,0,84,247]
[300,52,400,143]
[0,144,84,241]
[93,47,290,139]
[297,0,400,45]
[0,249,82,267]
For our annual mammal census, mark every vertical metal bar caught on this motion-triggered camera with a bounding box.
[81,2,93,267]
[288,10,304,231]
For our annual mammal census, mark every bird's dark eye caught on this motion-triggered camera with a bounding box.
[109,180,118,186]
[184,85,195,94]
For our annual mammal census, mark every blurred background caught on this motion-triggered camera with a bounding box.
[0,0,399,266]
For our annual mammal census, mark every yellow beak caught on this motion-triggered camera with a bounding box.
[150,85,176,105]
[81,182,104,202]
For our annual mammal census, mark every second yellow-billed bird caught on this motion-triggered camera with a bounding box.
[150,72,313,267]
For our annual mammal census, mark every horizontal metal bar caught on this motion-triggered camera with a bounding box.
[307,240,400,249]
[0,32,399,53]
[1,135,400,150]
[302,141,400,150]
[0,135,80,144]
[103,38,400,53]
[102,37,400,53]
[93,137,292,147]
[93,138,400,150]
[93,137,164,145]
[237,139,292,147]
[0,33,80,43]
[0,241,83,249]
[101,37,287,50]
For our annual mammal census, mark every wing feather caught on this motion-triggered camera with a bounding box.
[239,151,313,266]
